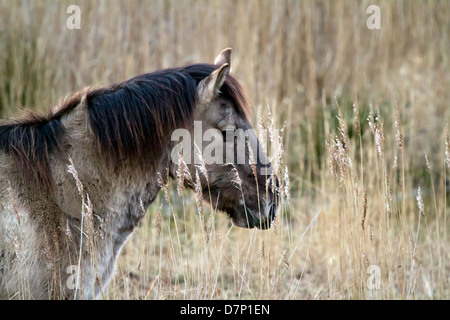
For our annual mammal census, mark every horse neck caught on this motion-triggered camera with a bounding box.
[54,105,174,229]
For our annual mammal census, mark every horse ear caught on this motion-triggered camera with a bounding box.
[214,48,232,72]
[197,63,230,104]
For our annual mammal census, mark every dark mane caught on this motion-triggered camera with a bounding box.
[0,63,250,188]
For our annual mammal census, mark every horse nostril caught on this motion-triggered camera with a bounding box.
[268,203,276,221]
[261,203,276,229]
[255,202,278,230]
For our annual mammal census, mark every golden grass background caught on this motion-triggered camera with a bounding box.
[0,0,449,299]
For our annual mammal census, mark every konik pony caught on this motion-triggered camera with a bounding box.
[0,49,278,299]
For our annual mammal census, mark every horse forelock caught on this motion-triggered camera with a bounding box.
[183,63,251,121]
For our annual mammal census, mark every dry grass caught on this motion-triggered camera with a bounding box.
[1,0,449,299]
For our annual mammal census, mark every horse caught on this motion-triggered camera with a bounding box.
[0,48,279,299]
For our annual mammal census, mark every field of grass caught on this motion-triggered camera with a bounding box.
[1,0,449,299]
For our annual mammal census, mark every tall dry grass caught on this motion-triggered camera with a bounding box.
[0,0,449,299]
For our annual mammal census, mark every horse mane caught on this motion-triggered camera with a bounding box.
[0,63,250,189]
